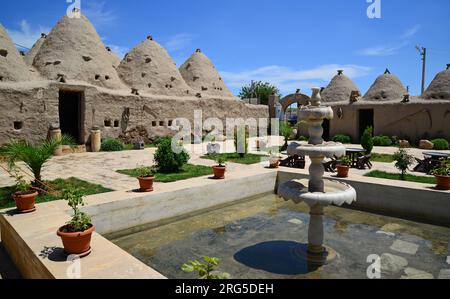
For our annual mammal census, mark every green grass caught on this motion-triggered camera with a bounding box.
[117,164,213,183]
[0,177,113,210]
[365,170,436,185]
[201,153,268,165]
[371,153,395,163]
[123,143,157,151]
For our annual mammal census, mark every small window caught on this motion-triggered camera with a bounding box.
[152,121,157,127]
[104,120,112,127]
[159,121,165,127]
[14,121,23,130]
[105,75,110,80]
[114,120,120,127]
[95,74,101,80]
[168,120,173,127]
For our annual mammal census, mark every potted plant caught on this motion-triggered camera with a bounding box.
[337,156,352,178]
[212,156,226,179]
[57,188,94,257]
[269,150,281,169]
[11,171,38,213]
[136,166,156,192]
[431,160,450,190]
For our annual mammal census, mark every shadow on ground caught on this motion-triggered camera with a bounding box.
[0,242,22,279]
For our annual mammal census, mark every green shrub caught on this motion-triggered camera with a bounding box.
[432,139,449,150]
[393,149,415,180]
[332,134,352,144]
[101,139,124,152]
[361,127,374,154]
[154,137,190,173]
[373,135,393,147]
[298,136,308,142]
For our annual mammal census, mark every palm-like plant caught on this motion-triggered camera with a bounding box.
[1,135,74,187]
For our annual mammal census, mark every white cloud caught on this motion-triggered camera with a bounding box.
[83,0,117,28]
[221,64,372,95]
[401,24,421,39]
[6,20,50,49]
[357,43,405,57]
[164,34,194,52]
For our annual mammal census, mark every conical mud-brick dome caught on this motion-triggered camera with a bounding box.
[180,49,234,98]
[32,14,125,89]
[363,69,407,101]
[0,24,37,82]
[106,46,121,69]
[24,33,47,66]
[423,66,450,100]
[117,36,192,96]
[321,70,360,103]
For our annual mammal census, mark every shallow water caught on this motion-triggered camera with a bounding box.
[110,194,450,279]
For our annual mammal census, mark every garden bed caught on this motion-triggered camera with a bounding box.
[117,164,213,183]
[0,177,112,210]
[364,170,436,185]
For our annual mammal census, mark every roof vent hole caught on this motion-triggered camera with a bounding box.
[82,56,92,62]
[0,49,8,57]
[14,121,23,130]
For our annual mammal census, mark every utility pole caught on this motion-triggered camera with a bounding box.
[416,45,427,95]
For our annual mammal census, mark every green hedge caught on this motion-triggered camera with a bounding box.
[332,134,352,144]
[101,139,124,152]
[432,139,449,150]
[373,135,393,147]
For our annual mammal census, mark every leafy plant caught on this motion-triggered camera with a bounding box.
[1,136,74,186]
[154,137,190,173]
[361,127,374,154]
[12,169,33,194]
[339,156,352,167]
[181,256,230,279]
[372,135,393,147]
[298,136,308,142]
[431,160,450,177]
[234,127,249,157]
[393,149,415,180]
[332,134,352,144]
[280,121,293,151]
[431,139,449,150]
[238,81,281,105]
[135,166,156,178]
[101,139,124,152]
[215,156,226,167]
[62,188,92,233]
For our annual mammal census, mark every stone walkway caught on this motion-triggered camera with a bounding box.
[1,140,448,190]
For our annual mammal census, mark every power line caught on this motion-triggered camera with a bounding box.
[14,43,30,50]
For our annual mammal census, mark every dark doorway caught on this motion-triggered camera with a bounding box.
[59,90,84,144]
[322,119,330,141]
[359,109,374,141]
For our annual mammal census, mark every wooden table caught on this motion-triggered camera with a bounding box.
[346,148,366,168]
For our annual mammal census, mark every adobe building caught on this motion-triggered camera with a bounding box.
[275,68,450,143]
[0,14,267,147]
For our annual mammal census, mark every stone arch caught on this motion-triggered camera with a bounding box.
[280,93,310,112]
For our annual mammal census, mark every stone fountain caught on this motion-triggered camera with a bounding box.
[278,87,357,265]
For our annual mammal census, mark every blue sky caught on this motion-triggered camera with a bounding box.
[1,0,449,97]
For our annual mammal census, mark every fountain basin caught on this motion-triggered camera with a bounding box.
[298,106,334,121]
[287,142,346,159]
[278,179,357,207]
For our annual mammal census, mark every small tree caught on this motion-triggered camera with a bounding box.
[280,121,293,151]
[238,81,281,105]
[361,127,374,154]
[154,137,190,173]
[393,149,414,180]
[1,136,74,187]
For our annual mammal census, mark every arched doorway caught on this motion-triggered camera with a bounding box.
[279,93,311,137]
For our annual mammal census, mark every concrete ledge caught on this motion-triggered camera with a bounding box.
[277,170,450,227]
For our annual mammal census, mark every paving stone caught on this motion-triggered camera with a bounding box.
[381,253,408,276]
[288,219,303,225]
[401,267,433,279]
[390,240,419,255]
[438,269,450,279]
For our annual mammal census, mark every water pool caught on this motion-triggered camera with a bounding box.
[110,194,450,279]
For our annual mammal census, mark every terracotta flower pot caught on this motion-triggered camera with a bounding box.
[269,159,280,169]
[213,166,226,179]
[57,225,95,256]
[12,191,38,213]
[137,176,154,192]
[337,165,350,178]
[435,175,450,191]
